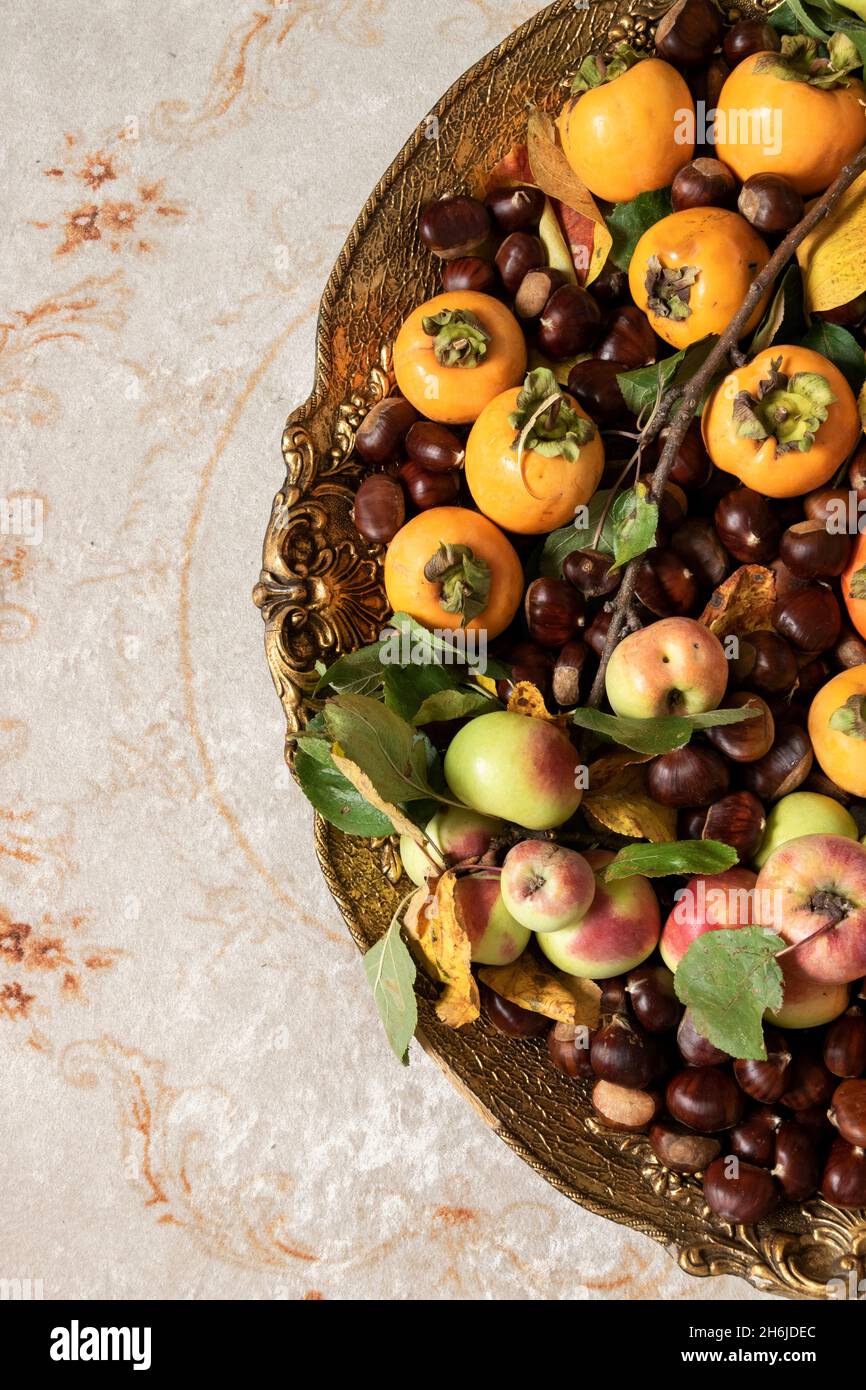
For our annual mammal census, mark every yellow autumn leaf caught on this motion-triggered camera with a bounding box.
[698,565,777,640]
[404,871,479,1029]
[538,196,579,286]
[583,750,677,843]
[507,680,570,727]
[527,108,612,287]
[479,954,601,1026]
[797,171,866,312]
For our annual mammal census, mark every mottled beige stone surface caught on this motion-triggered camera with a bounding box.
[1,0,774,1301]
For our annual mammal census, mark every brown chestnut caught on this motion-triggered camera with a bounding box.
[655,0,722,67]
[738,174,804,235]
[646,420,713,489]
[824,1009,866,1080]
[667,1068,744,1133]
[627,965,681,1035]
[734,1030,792,1104]
[563,547,620,599]
[419,195,491,259]
[442,256,497,294]
[773,585,841,653]
[585,608,613,657]
[524,577,584,648]
[706,693,775,763]
[804,486,850,524]
[829,1079,866,1146]
[822,1135,866,1206]
[724,19,781,66]
[780,1052,835,1112]
[835,625,866,670]
[772,1120,820,1201]
[514,267,567,320]
[600,976,629,1018]
[538,285,602,359]
[650,1121,721,1174]
[548,1021,595,1078]
[481,984,549,1038]
[730,1109,782,1167]
[589,261,629,307]
[592,1079,662,1132]
[398,460,460,511]
[704,1156,778,1223]
[771,556,809,603]
[677,1009,730,1067]
[497,641,553,701]
[635,548,698,617]
[670,518,728,588]
[596,306,658,369]
[485,183,545,234]
[590,1015,664,1089]
[567,359,631,426]
[352,474,406,545]
[354,395,418,465]
[819,292,866,331]
[731,631,798,696]
[646,745,730,809]
[740,722,813,800]
[638,474,688,534]
[405,421,465,473]
[552,640,589,708]
[715,488,780,565]
[495,231,544,295]
[701,791,766,862]
[672,157,738,212]
[780,519,851,580]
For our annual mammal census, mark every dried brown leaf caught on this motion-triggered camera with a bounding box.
[404,871,479,1029]
[526,108,611,286]
[698,564,777,640]
[479,954,601,1026]
[583,750,677,842]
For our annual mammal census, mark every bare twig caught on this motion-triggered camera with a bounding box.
[587,141,866,709]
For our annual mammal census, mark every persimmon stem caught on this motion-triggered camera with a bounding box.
[587,139,866,710]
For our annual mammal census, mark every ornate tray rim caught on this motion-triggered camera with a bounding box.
[256,0,866,1301]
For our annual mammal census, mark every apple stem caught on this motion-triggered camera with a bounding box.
[586,138,866,711]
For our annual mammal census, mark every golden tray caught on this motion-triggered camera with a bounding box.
[255,0,866,1299]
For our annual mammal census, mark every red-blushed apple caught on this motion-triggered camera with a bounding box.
[444,710,583,830]
[500,840,596,934]
[660,867,758,972]
[454,869,531,966]
[756,834,866,985]
[765,957,850,1029]
[399,806,503,887]
[537,849,660,978]
[753,791,858,869]
[604,617,729,719]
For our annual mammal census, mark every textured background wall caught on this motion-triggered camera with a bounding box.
[1,0,774,1300]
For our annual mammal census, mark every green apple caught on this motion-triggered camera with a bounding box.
[501,840,596,933]
[399,806,503,886]
[753,792,858,869]
[444,711,582,831]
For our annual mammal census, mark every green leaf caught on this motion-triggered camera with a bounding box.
[770,0,834,37]
[383,660,456,723]
[800,320,866,392]
[674,927,785,1061]
[294,747,395,836]
[569,704,759,755]
[322,694,444,805]
[538,489,617,576]
[602,839,739,882]
[388,612,509,680]
[610,483,659,570]
[607,188,673,271]
[412,686,497,726]
[750,265,806,353]
[315,641,385,696]
[616,336,717,417]
[364,903,418,1065]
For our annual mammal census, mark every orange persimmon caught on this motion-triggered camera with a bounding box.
[465,370,605,535]
[809,666,866,797]
[629,208,770,350]
[842,532,866,642]
[393,291,526,425]
[558,53,694,204]
[383,506,523,637]
[715,46,866,196]
[702,346,861,499]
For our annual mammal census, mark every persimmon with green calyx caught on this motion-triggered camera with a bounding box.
[809,666,866,798]
[702,346,860,499]
[444,711,583,831]
[383,506,523,638]
[629,208,770,350]
[715,34,866,196]
[393,291,526,425]
[558,46,695,204]
[842,532,866,644]
[464,368,605,535]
